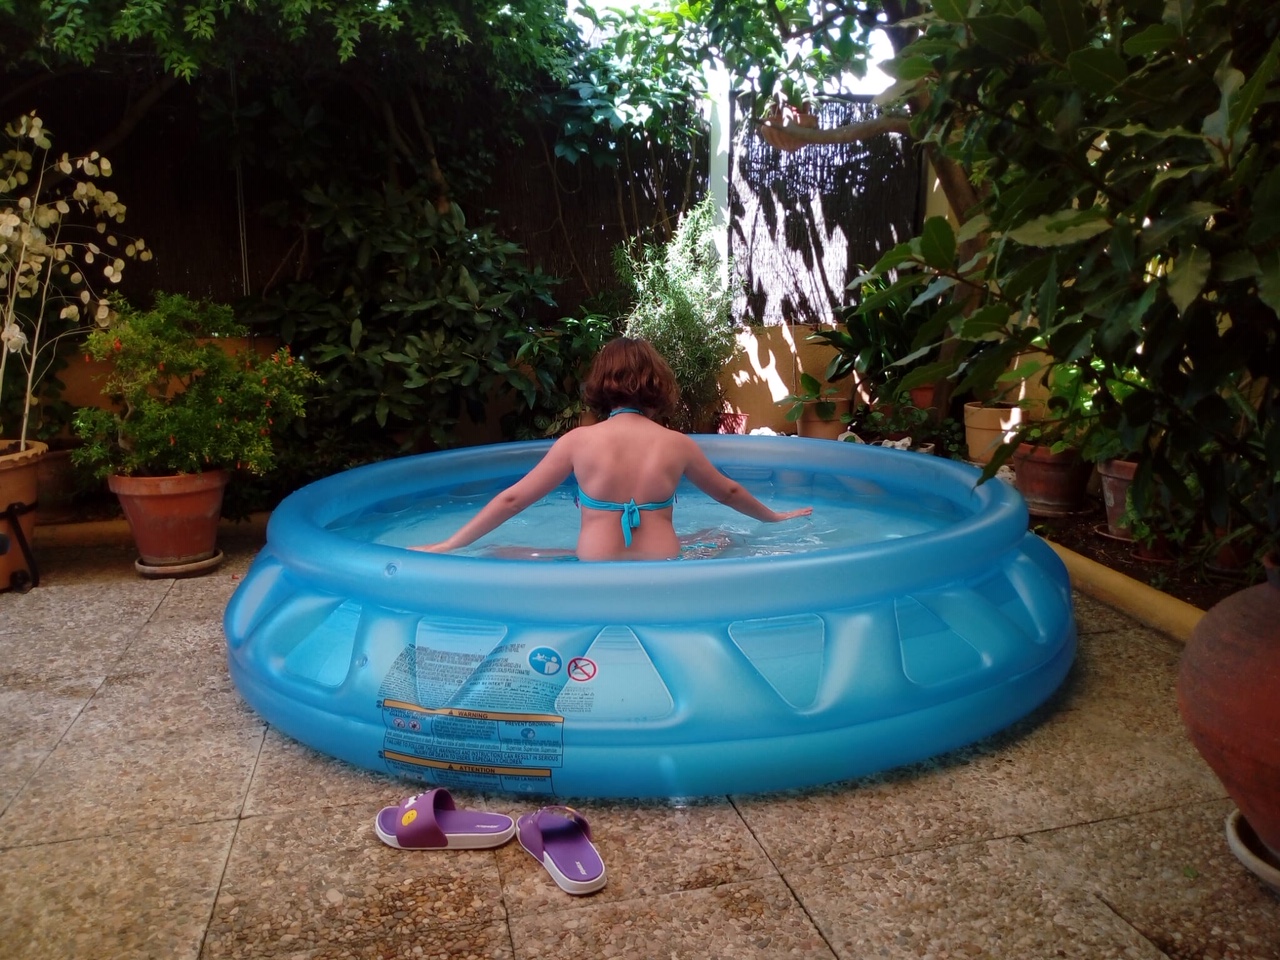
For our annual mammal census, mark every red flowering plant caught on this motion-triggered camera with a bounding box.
[72,293,316,478]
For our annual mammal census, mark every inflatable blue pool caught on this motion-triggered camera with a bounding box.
[224,435,1076,798]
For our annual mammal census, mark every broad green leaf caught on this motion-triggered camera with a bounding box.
[862,241,917,278]
[930,0,969,24]
[1166,246,1210,314]
[1042,0,1087,57]
[1122,23,1179,57]
[1257,252,1280,316]
[1201,66,1244,155]
[1247,166,1280,244]
[912,274,958,306]
[969,15,1041,59]
[1215,250,1259,282]
[1162,0,1194,34]
[1230,36,1280,139]
[960,304,1013,340]
[1067,47,1129,95]
[919,216,957,270]
[349,316,363,350]
[1139,202,1223,253]
[882,55,935,80]
[1006,209,1111,246]
[873,78,920,107]
[956,214,990,243]
[899,361,954,392]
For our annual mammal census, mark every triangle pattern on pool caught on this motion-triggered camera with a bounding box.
[557,627,674,720]
[896,595,984,686]
[727,614,825,709]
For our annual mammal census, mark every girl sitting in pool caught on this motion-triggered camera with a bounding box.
[409,337,812,560]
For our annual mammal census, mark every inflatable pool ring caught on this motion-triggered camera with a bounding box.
[225,436,1076,798]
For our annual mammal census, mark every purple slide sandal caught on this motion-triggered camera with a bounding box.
[375,788,515,850]
[517,805,607,895]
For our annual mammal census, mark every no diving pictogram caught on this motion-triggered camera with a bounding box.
[567,657,597,682]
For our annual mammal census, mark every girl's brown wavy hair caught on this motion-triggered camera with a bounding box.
[581,337,679,420]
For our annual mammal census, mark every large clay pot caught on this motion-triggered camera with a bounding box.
[963,401,1022,464]
[797,398,851,440]
[1097,457,1138,540]
[1012,443,1090,517]
[108,469,229,577]
[1178,557,1280,873]
[0,440,47,592]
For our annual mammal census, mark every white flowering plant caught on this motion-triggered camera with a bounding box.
[1,111,151,450]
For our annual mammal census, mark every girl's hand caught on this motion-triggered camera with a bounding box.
[770,507,813,522]
[408,543,451,553]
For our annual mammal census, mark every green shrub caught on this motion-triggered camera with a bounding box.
[72,293,316,478]
[616,198,737,432]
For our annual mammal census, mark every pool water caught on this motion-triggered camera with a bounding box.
[329,475,961,559]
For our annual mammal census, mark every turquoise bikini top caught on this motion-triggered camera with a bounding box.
[577,406,675,547]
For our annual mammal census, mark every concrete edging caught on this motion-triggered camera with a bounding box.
[1047,540,1204,643]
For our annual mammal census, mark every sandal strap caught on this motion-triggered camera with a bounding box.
[520,805,592,859]
[394,788,454,848]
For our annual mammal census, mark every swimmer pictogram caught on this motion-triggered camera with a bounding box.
[528,646,562,675]
[567,657,597,682]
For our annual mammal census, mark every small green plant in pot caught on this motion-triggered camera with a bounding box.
[72,293,316,575]
[782,372,849,440]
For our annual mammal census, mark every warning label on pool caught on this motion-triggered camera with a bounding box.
[374,624,611,791]
[378,699,565,792]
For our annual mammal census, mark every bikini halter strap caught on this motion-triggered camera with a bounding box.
[608,407,644,418]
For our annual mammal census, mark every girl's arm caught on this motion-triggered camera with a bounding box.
[681,438,812,523]
[410,435,578,552]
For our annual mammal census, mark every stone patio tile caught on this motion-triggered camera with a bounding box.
[792,835,1167,960]
[202,802,507,959]
[0,819,234,960]
[242,728,404,817]
[61,661,264,745]
[0,578,168,678]
[500,798,775,916]
[507,877,836,960]
[114,616,234,676]
[0,729,262,847]
[0,672,101,809]
[735,634,1221,873]
[201,921,515,960]
[151,565,256,623]
[1024,800,1280,960]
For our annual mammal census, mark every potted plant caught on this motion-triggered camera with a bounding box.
[1011,364,1094,517]
[808,274,947,413]
[852,0,1280,883]
[2,110,149,591]
[616,198,738,433]
[845,394,935,451]
[781,372,849,440]
[71,293,315,576]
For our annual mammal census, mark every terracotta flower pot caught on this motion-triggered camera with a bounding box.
[1097,457,1138,540]
[0,440,47,592]
[1012,443,1090,517]
[797,398,851,440]
[963,402,1022,464]
[1178,556,1280,877]
[108,469,230,577]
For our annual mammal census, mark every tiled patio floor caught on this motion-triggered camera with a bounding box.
[2,532,1278,959]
